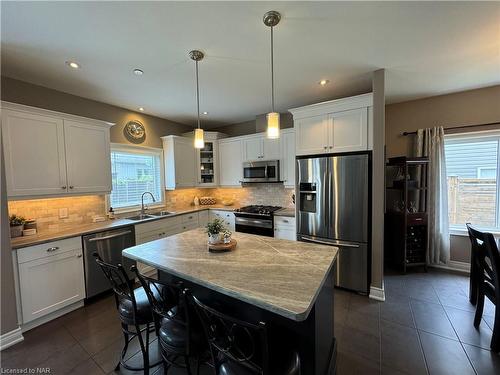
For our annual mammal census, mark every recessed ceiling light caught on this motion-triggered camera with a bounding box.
[202,111,208,115]
[66,61,80,69]
[138,107,145,112]
[133,69,144,76]
[319,79,330,86]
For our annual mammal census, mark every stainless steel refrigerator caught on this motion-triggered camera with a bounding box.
[296,153,370,294]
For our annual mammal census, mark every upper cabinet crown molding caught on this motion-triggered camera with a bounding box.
[1,103,114,198]
[288,93,373,120]
[1,101,115,128]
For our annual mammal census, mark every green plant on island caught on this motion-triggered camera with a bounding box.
[205,218,226,236]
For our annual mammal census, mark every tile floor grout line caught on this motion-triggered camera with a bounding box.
[406,279,431,375]
[435,284,479,375]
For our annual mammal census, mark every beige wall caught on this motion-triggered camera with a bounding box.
[1,77,193,148]
[1,131,20,335]
[386,85,500,158]
[386,85,500,265]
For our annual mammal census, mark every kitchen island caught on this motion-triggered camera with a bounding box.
[123,228,338,374]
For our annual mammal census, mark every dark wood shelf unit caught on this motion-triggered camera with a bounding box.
[385,156,430,273]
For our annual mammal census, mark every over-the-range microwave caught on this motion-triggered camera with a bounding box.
[242,160,280,183]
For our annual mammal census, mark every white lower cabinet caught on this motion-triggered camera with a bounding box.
[209,210,235,231]
[17,237,85,324]
[274,216,296,241]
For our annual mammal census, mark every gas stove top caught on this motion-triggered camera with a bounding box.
[234,205,283,216]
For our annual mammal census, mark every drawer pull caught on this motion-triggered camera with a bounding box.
[47,246,59,252]
[77,254,82,258]
[282,219,289,223]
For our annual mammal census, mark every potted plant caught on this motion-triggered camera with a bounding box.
[205,218,226,244]
[10,214,26,238]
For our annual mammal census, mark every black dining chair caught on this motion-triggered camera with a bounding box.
[466,224,500,352]
[133,267,204,375]
[190,293,301,375]
[93,253,161,374]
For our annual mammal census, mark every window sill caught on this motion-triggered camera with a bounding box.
[449,227,500,237]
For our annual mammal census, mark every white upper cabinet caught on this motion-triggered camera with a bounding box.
[289,93,373,156]
[218,138,243,186]
[294,114,330,156]
[163,135,197,189]
[262,137,281,160]
[243,134,281,162]
[1,104,114,198]
[65,120,112,194]
[243,137,262,161]
[331,108,368,153]
[281,129,296,188]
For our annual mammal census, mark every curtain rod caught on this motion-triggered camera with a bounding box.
[402,121,500,136]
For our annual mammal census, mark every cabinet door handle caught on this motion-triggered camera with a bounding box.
[47,246,59,252]
[69,186,74,189]
[283,220,289,223]
[329,146,333,149]
[323,146,328,150]
[61,186,67,189]
[77,254,83,258]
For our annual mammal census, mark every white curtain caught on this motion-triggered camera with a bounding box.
[414,127,450,265]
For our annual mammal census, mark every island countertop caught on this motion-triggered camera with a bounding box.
[123,228,338,321]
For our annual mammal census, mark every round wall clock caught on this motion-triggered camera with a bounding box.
[124,120,145,141]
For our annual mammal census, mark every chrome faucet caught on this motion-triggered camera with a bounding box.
[141,192,156,216]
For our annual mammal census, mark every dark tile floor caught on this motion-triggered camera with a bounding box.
[1,269,499,374]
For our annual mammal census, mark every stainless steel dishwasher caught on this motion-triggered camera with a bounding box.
[82,226,136,299]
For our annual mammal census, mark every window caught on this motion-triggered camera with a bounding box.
[444,131,500,231]
[109,144,164,211]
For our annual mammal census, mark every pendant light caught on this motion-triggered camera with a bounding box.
[190,50,205,149]
[263,10,281,139]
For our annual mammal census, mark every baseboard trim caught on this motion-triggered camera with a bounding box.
[369,284,385,301]
[430,261,470,275]
[0,327,24,351]
[21,300,84,333]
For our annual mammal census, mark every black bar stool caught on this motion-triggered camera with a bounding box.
[93,253,161,374]
[133,267,204,375]
[466,224,500,352]
[190,293,301,375]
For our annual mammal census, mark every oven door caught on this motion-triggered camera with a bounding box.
[235,215,274,237]
[242,161,279,183]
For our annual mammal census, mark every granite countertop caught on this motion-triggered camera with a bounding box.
[123,228,338,321]
[275,208,295,217]
[10,204,239,250]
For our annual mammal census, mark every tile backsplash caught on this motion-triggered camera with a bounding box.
[8,195,106,232]
[165,185,295,208]
[8,184,294,234]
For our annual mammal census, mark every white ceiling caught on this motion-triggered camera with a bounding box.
[1,1,499,128]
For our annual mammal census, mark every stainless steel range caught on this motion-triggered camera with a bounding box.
[234,205,282,237]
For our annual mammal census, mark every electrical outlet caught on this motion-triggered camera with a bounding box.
[59,208,68,219]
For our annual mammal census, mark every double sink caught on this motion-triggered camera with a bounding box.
[126,211,174,221]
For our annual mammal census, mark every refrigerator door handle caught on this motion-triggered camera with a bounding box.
[301,235,361,248]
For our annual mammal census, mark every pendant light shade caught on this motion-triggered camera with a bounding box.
[190,50,205,149]
[266,112,280,139]
[263,11,281,139]
[194,128,205,149]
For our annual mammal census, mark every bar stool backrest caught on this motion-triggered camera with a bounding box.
[191,294,269,375]
[93,252,138,313]
[466,224,500,302]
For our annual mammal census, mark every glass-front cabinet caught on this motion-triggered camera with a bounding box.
[197,141,217,186]
[183,131,225,187]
